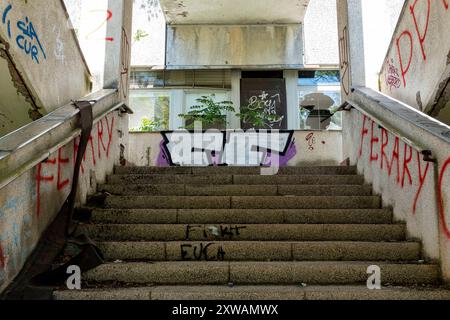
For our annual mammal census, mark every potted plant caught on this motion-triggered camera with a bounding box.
[179,95,235,130]
[237,98,284,129]
[130,117,166,132]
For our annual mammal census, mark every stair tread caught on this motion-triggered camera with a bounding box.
[53,285,450,300]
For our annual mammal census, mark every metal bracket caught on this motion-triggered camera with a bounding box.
[421,150,437,163]
[119,103,134,115]
[337,101,353,112]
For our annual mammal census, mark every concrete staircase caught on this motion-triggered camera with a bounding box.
[54,166,450,300]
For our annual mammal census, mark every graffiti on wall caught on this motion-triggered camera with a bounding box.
[390,0,449,89]
[36,114,115,217]
[1,4,46,64]
[157,130,296,167]
[358,113,450,238]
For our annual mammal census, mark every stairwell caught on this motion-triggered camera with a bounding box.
[53,166,450,300]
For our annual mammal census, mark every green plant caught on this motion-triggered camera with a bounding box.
[179,95,235,129]
[134,29,149,42]
[237,99,284,129]
[131,117,164,132]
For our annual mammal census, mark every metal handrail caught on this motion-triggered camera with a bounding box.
[0,89,124,190]
[346,87,450,161]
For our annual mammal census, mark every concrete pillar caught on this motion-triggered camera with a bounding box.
[170,89,184,130]
[229,70,242,129]
[284,70,299,130]
[104,0,133,104]
[336,0,404,100]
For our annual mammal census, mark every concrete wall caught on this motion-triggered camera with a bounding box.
[0,112,128,292]
[166,24,303,69]
[128,130,344,167]
[379,0,450,124]
[0,108,127,294]
[0,0,91,118]
[343,88,450,282]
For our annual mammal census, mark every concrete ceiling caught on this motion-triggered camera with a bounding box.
[159,0,310,24]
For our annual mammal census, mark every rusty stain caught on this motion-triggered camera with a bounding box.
[0,36,43,121]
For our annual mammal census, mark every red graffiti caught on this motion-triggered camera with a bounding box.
[410,0,431,61]
[389,137,401,184]
[438,158,450,238]
[394,0,449,87]
[396,30,413,88]
[36,158,56,217]
[443,0,449,10]
[0,244,5,269]
[413,151,430,214]
[306,133,316,151]
[86,10,114,42]
[359,115,369,158]
[359,115,433,214]
[380,128,390,170]
[97,116,115,159]
[370,121,379,162]
[401,143,413,188]
[57,148,70,191]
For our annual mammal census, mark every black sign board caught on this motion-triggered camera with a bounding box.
[240,78,288,130]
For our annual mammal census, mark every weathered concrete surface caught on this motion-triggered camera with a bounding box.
[82,261,439,285]
[115,165,358,175]
[0,0,91,135]
[54,285,450,300]
[89,208,394,225]
[98,184,373,196]
[100,195,380,209]
[342,88,450,282]
[166,24,303,69]
[85,224,406,242]
[106,174,365,185]
[160,0,309,25]
[379,0,450,124]
[0,108,127,293]
[98,241,421,262]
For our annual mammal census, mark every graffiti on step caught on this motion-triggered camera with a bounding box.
[157,130,296,167]
[185,225,247,241]
[180,243,226,262]
[1,4,46,64]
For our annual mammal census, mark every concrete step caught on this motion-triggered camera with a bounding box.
[101,196,381,209]
[114,166,358,176]
[85,224,406,242]
[87,209,393,225]
[80,261,440,286]
[98,184,373,196]
[106,174,365,185]
[98,241,421,262]
[54,285,450,300]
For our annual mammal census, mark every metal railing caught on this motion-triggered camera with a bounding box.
[0,89,125,190]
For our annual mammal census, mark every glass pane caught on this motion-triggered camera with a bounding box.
[298,86,342,131]
[129,91,170,132]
